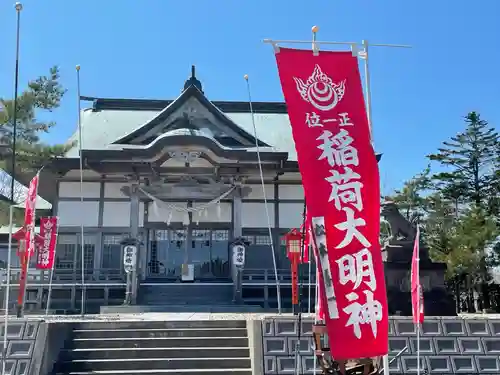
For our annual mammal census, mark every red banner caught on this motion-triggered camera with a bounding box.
[17,173,39,311]
[24,174,39,256]
[411,227,424,323]
[275,48,388,359]
[36,217,58,270]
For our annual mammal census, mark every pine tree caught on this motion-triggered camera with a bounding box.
[0,66,73,224]
[428,112,499,310]
[388,166,432,223]
[428,112,499,207]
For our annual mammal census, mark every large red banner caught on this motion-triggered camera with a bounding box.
[36,217,58,270]
[275,48,388,359]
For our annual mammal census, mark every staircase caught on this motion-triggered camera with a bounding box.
[137,284,242,312]
[54,320,252,375]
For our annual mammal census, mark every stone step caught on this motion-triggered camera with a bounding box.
[72,327,247,339]
[72,320,246,330]
[58,358,251,372]
[71,337,249,349]
[57,370,252,375]
[100,304,261,313]
[63,347,250,360]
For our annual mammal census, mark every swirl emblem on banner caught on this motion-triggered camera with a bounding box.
[294,64,346,111]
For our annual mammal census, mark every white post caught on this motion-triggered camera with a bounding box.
[307,244,312,313]
[45,231,58,315]
[2,206,14,375]
[244,75,282,314]
[361,40,373,141]
[76,65,86,316]
[312,266,319,375]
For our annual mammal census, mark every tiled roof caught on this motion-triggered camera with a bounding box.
[65,106,297,160]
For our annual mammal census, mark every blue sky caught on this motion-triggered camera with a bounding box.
[0,0,499,195]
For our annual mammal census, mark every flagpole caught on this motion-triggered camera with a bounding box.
[244,74,282,314]
[10,1,23,320]
[76,65,86,316]
[45,229,58,315]
[2,206,14,375]
[9,2,23,205]
[307,245,312,313]
[312,266,319,375]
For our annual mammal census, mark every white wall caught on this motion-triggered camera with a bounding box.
[102,202,130,227]
[278,185,304,200]
[245,184,274,200]
[59,182,100,198]
[148,202,188,223]
[242,202,275,228]
[57,201,99,227]
[104,182,128,198]
[279,203,305,229]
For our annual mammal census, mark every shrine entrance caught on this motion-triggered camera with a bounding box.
[146,228,231,282]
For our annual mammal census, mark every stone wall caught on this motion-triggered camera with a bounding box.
[0,319,42,375]
[261,316,500,374]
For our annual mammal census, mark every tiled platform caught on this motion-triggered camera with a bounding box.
[262,316,500,374]
[0,319,42,375]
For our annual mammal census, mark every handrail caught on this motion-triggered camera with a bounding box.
[378,346,408,374]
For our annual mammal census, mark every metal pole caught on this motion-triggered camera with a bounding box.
[45,231,58,315]
[307,246,312,314]
[361,40,374,141]
[9,2,23,205]
[2,206,14,375]
[244,74,282,313]
[11,1,23,319]
[76,65,85,316]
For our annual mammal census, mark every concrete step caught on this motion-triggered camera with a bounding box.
[63,347,250,360]
[58,358,251,372]
[100,304,262,313]
[57,370,252,375]
[71,337,249,349]
[72,327,247,339]
[72,320,246,330]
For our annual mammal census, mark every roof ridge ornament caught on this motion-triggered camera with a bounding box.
[183,65,203,94]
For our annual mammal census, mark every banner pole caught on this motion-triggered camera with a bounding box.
[9,2,23,209]
[2,205,14,375]
[244,74,282,314]
[361,40,373,141]
[76,65,86,317]
[312,266,319,375]
[45,228,59,315]
[307,246,311,313]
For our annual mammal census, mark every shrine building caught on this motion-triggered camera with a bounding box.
[1,67,321,313]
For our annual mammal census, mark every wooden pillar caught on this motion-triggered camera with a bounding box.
[130,182,140,304]
[233,185,243,303]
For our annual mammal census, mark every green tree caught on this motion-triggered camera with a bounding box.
[428,112,499,207]
[0,66,73,225]
[388,165,432,223]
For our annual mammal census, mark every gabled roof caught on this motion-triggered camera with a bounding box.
[113,83,270,147]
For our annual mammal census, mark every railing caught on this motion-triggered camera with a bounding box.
[0,268,127,286]
[242,268,317,285]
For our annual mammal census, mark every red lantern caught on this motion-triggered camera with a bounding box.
[283,228,303,306]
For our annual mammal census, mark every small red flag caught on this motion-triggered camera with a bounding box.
[411,227,424,323]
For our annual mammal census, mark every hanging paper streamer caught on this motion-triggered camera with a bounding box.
[217,202,222,218]
[166,211,173,226]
